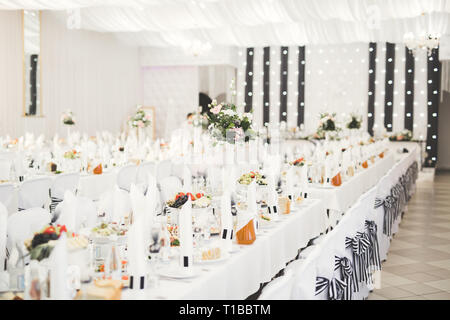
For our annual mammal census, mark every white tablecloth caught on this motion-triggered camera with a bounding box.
[122,198,326,300]
[308,152,396,213]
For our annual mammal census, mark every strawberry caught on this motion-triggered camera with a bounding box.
[43,226,55,234]
[196,193,202,199]
[59,225,67,233]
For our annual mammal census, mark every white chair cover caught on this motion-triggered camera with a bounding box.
[0,159,11,180]
[50,173,80,212]
[117,164,138,192]
[17,177,52,211]
[156,159,172,183]
[159,176,182,202]
[136,161,156,186]
[0,183,15,212]
[258,269,294,300]
[7,208,51,254]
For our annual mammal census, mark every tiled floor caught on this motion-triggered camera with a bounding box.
[369,171,450,300]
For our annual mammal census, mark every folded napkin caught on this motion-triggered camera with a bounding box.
[129,184,147,223]
[105,186,131,224]
[57,191,78,232]
[286,166,295,201]
[49,233,70,299]
[179,199,193,270]
[127,225,147,290]
[266,171,280,219]
[220,190,233,253]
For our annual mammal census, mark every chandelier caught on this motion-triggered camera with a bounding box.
[181,39,212,57]
[404,32,440,57]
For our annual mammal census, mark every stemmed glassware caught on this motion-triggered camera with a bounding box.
[148,224,161,287]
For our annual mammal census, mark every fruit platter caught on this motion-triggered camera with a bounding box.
[237,171,267,186]
[24,224,88,261]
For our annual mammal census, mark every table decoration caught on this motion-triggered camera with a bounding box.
[389,129,413,142]
[346,113,362,130]
[178,199,194,272]
[313,112,341,140]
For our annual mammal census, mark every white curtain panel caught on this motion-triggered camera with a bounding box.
[304,43,369,134]
[2,0,450,47]
[0,10,140,138]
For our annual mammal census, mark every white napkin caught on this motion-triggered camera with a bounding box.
[129,184,147,224]
[49,233,70,299]
[220,190,233,253]
[112,186,131,223]
[266,171,279,219]
[286,166,295,201]
[127,213,147,289]
[58,191,78,232]
[179,199,193,270]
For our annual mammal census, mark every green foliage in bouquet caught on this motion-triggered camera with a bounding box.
[128,105,151,129]
[347,113,362,129]
[314,112,340,139]
[206,100,255,144]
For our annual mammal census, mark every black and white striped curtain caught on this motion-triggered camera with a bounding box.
[237,43,440,167]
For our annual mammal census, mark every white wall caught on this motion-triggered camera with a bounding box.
[0,10,141,138]
[140,46,238,68]
[142,66,199,140]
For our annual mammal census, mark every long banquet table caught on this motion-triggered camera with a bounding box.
[122,199,326,300]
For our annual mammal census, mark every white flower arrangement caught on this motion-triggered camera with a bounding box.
[206,100,255,144]
[314,112,340,139]
[61,110,75,126]
[128,105,151,129]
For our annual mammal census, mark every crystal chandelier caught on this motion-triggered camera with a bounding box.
[181,39,212,57]
[404,32,440,57]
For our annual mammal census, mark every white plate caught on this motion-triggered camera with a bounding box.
[157,266,200,279]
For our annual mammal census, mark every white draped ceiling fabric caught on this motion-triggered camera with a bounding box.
[1,0,450,48]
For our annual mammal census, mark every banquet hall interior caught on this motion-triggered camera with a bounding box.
[1,0,450,302]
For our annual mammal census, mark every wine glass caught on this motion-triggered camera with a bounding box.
[148,224,161,288]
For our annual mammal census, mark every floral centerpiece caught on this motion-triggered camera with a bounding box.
[346,113,362,130]
[389,129,413,141]
[61,110,75,125]
[128,105,151,129]
[313,112,340,139]
[206,100,255,144]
